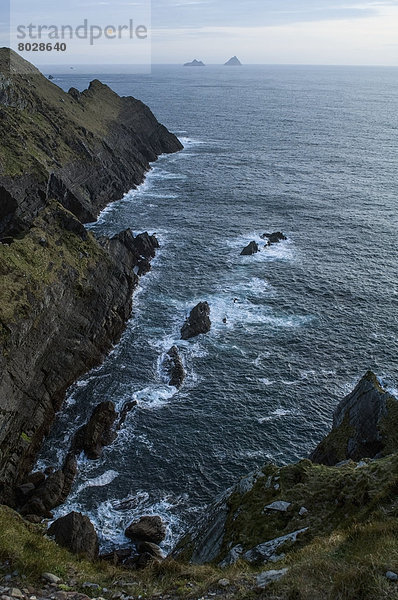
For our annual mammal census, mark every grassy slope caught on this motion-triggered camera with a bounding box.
[1,454,398,599]
[0,51,120,178]
[0,203,105,344]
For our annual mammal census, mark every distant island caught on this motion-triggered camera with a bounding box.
[224,56,242,66]
[184,59,205,67]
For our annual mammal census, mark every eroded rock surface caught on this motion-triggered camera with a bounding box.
[181,302,211,340]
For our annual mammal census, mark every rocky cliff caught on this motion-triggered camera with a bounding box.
[0,48,182,240]
[0,49,182,502]
[175,372,398,570]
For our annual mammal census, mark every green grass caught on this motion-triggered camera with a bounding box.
[0,203,106,341]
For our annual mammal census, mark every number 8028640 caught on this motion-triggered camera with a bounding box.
[18,43,67,52]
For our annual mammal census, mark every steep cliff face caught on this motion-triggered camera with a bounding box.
[310,371,398,465]
[0,205,159,502]
[0,48,183,239]
[175,373,398,568]
[0,49,182,501]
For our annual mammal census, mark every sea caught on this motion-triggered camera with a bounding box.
[37,65,398,552]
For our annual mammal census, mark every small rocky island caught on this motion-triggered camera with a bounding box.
[184,59,205,67]
[225,56,242,66]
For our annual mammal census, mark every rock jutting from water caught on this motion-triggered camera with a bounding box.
[184,59,205,67]
[71,401,117,460]
[224,56,242,66]
[261,231,287,244]
[165,346,186,388]
[310,370,396,465]
[240,241,259,255]
[125,515,167,545]
[181,302,211,340]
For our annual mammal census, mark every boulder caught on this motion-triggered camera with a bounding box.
[48,511,99,561]
[125,515,166,544]
[165,346,185,388]
[240,241,259,256]
[20,453,77,515]
[261,232,287,244]
[71,401,117,459]
[181,302,211,340]
[310,371,398,466]
[264,501,291,513]
[243,529,308,565]
[256,569,288,589]
[136,541,164,559]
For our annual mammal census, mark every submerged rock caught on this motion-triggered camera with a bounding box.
[48,511,99,560]
[125,515,166,545]
[165,346,185,388]
[71,401,117,460]
[181,302,211,340]
[310,371,398,465]
[240,241,259,256]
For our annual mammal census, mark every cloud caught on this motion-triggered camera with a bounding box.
[152,0,387,28]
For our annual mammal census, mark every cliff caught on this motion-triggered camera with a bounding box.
[0,48,182,239]
[0,49,182,501]
[172,372,398,596]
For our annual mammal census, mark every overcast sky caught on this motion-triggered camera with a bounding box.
[2,0,398,65]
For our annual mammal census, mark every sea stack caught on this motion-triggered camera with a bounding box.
[224,56,242,66]
[184,59,205,67]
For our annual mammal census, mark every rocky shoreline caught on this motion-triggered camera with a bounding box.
[0,48,183,505]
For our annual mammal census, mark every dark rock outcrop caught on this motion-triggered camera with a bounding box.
[125,516,166,545]
[48,511,99,560]
[181,302,211,340]
[71,401,117,460]
[164,346,185,388]
[240,241,259,256]
[116,400,138,430]
[261,232,287,244]
[310,371,397,466]
[19,454,77,517]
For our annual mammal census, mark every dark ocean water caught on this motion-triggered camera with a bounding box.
[38,65,398,551]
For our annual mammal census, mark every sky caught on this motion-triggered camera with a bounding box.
[1,0,398,66]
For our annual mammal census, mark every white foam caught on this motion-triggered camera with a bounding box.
[150,170,187,181]
[179,137,206,146]
[227,233,295,263]
[76,470,119,495]
[132,385,178,410]
[259,378,275,386]
[258,408,292,424]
